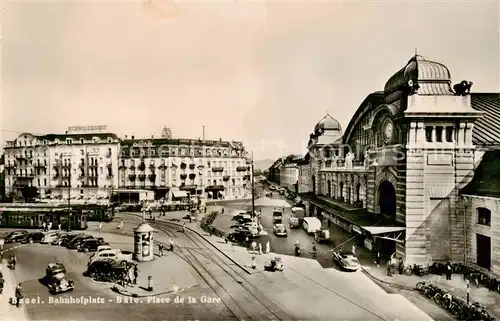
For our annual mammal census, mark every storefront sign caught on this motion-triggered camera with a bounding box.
[67,125,108,134]
[352,225,362,234]
[132,141,153,148]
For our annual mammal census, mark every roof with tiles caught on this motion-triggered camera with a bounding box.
[461,149,500,198]
[471,93,500,146]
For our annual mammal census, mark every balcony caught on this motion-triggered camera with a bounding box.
[223,175,230,181]
[129,165,135,170]
[148,174,157,182]
[138,163,146,171]
[34,164,46,169]
[212,167,224,172]
[5,163,17,169]
[107,163,112,169]
[158,164,167,170]
[236,166,248,172]
[129,174,136,181]
[53,174,60,179]
[15,155,26,160]
[13,173,35,178]
[79,163,85,168]
[138,174,146,182]
[189,173,196,180]
[180,174,187,180]
[180,184,197,191]
[243,175,250,180]
[119,165,126,170]
[149,164,156,170]
[89,163,98,168]
[180,163,187,170]
[189,164,195,170]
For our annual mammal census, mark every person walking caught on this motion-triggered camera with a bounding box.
[99,222,103,232]
[42,221,46,232]
[386,260,392,277]
[182,223,186,233]
[133,265,139,285]
[351,244,356,256]
[58,223,62,231]
[398,257,404,275]
[374,251,381,267]
[169,237,174,251]
[159,243,164,256]
[446,261,452,280]
[15,283,23,308]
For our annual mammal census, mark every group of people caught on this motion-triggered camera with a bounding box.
[158,238,175,256]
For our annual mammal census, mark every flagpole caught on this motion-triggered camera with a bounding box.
[251,150,255,217]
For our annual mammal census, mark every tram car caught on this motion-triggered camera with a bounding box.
[0,204,88,230]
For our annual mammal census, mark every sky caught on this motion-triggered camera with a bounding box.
[1,0,499,160]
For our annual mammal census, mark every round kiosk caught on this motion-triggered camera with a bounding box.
[133,223,155,262]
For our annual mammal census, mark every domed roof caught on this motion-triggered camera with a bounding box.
[134,222,155,233]
[314,113,342,132]
[384,55,452,93]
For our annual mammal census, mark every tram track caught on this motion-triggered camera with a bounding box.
[126,214,293,321]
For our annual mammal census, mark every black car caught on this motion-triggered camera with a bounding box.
[4,230,29,243]
[78,238,107,252]
[20,232,45,244]
[83,259,126,282]
[66,235,94,250]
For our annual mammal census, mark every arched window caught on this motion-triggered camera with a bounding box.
[339,182,344,198]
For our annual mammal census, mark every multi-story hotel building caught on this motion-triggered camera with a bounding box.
[118,132,251,200]
[3,126,120,200]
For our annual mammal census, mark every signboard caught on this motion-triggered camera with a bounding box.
[67,125,108,134]
[132,141,153,147]
[352,225,362,234]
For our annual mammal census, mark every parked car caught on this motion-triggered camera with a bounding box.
[53,233,76,246]
[87,249,133,266]
[42,263,75,294]
[273,224,287,237]
[4,230,29,243]
[78,238,107,252]
[41,232,60,244]
[66,235,92,249]
[71,236,96,250]
[20,232,45,244]
[332,251,360,271]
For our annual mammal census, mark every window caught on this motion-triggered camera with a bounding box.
[446,127,454,142]
[436,127,443,142]
[107,138,112,143]
[80,149,84,156]
[425,127,433,142]
[43,139,47,145]
[477,207,491,226]
[80,138,84,144]
[67,139,72,144]
[150,150,155,156]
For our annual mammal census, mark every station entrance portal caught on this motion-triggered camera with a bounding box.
[376,180,397,255]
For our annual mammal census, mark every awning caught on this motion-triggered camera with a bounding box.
[362,226,406,235]
[362,226,406,244]
[172,191,188,198]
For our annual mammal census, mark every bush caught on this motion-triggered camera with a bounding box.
[200,211,225,237]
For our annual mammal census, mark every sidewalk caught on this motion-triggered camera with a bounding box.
[0,262,29,321]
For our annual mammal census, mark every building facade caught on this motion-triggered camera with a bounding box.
[118,137,251,200]
[3,127,120,201]
[3,126,252,202]
[278,155,302,193]
[295,55,500,269]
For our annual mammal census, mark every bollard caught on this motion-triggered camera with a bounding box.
[147,276,153,291]
[252,256,256,269]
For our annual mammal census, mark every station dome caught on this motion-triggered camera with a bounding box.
[314,113,342,133]
[384,55,452,94]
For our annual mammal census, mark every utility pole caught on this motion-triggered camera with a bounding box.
[251,150,255,218]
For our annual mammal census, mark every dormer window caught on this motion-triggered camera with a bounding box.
[107,137,112,143]
[43,139,47,145]
[55,139,60,144]
[93,137,99,143]
[67,138,73,144]
[80,138,84,144]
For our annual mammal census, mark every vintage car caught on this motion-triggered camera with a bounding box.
[87,249,133,266]
[273,224,287,237]
[67,235,93,249]
[4,230,29,243]
[78,238,107,252]
[84,259,127,282]
[43,263,75,294]
[333,251,360,271]
[41,232,61,244]
[20,232,45,244]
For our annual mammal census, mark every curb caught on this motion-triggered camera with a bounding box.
[111,284,198,298]
[360,267,415,291]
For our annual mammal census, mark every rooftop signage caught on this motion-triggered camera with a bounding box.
[67,125,108,134]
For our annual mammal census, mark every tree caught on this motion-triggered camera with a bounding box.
[21,186,39,203]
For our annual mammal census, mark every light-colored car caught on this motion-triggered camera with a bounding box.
[333,252,360,271]
[87,249,132,266]
[41,232,60,244]
[273,224,287,237]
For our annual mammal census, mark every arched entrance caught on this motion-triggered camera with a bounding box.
[378,180,396,219]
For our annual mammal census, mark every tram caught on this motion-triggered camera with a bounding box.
[0,204,88,230]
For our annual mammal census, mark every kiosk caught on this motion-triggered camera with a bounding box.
[133,223,155,262]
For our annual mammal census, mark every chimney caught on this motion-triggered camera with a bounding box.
[151,135,154,139]
[65,131,68,134]
[219,138,222,142]
[131,135,135,140]
[125,135,128,140]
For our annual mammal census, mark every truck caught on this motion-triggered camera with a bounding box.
[272,209,283,224]
[289,207,305,228]
[302,217,322,234]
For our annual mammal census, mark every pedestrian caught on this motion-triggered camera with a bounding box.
[99,222,103,231]
[251,241,257,253]
[159,243,164,256]
[15,283,23,308]
[133,265,139,285]
[58,223,61,231]
[374,251,380,267]
[386,260,392,277]
[169,237,174,251]
[221,208,225,214]
[42,222,46,232]
[48,222,52,231]
[446,261,452,280]
[398,257,404,275]
[351,244,356,256]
